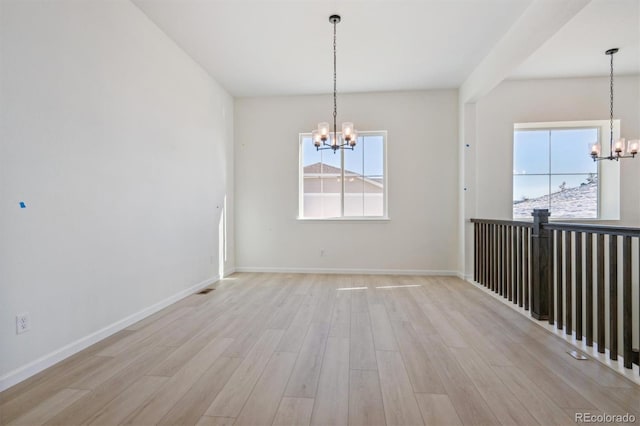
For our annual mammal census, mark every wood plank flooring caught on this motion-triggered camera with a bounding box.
[1,273,639,426]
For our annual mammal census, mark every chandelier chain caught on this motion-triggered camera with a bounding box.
[610,51,614,150]
[333,19,337,140]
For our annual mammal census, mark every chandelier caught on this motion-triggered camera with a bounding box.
[590,48,638,161]
[313,15,356,152]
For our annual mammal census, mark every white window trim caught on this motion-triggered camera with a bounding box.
[513,120,620,221]
[298,130,389,221]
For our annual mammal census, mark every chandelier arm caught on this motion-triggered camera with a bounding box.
[592,152,637,161]
[316,145,354,152]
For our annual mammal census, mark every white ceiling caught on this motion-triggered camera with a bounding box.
[512,0,640,80]
[133,0,640,97]
[133,0,533,97]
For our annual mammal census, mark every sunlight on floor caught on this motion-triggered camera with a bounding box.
[375,284,422,289]
[336,284,422,291]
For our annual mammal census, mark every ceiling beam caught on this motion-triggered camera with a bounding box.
[460,0,592,104]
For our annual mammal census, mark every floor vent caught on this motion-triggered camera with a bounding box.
[197,288,214,295]
[567,350,588,360]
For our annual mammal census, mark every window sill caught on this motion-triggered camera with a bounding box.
[297,217,390,223]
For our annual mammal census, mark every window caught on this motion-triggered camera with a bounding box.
[299,131,387,219]
[513,124,602,219]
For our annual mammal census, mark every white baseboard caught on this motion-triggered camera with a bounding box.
[460,277,640,386]
[223,268,237,277]
[235,266,458,276]
[455,271,472,281]
[0,275,219,392]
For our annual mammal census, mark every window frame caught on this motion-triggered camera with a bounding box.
[298,130,389,221]
[513,120,620,221]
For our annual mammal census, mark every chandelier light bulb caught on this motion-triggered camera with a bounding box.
[342,122,354,140]
[349,130,358,147]
[590,143,600,157]
[628,140,639,155]
[318,122,330,140]
[312,130,322,147]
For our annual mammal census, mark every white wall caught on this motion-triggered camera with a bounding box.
[235,90,459,273]
[0,0,234,387]
[462,76,640,277]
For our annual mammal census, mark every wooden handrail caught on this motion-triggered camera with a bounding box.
[470,218,533,227]
[543,222,640,237]
[470,218,640,236]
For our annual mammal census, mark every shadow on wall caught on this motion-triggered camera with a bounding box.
[219,195,227,277]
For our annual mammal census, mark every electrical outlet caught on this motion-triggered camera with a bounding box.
[16,313,30,334]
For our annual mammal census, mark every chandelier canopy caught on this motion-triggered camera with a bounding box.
[590,48,638,161]
[313,15,356,153]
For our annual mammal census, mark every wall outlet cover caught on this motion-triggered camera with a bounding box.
[16,313,31,334]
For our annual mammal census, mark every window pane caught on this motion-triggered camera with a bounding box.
[344,134,385,217]
[302,137,321,167]
[344,171,364,217]
[302,136,341,218]
[344,136,364,216]
[514,130,549,175]
[344,196,364,216]
[363,186,384,216]
[344,175,385,217]
[362,135,384,177]
[344,138,363,175]
[550,128,598,174]
[550,174,597,218]
[513,175,549,218]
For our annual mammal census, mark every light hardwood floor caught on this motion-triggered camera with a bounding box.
[1,273,639,425]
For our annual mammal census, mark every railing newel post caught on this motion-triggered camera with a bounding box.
[531,209,551,320]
